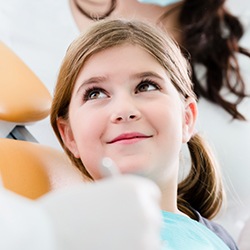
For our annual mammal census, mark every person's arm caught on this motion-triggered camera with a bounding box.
[38,176,162,250]
[0,175,162,249]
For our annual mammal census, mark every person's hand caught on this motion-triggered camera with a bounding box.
[238,216,250,250]
[38,176,162,250]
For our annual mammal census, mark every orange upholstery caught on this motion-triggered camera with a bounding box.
[0,41,51,123]
[0,138,84,199]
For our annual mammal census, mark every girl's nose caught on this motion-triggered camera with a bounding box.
[113,113,140,122]
[110,98,142,123]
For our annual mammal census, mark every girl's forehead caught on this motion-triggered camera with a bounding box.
[79,43,163,70]
[75,44,167,82]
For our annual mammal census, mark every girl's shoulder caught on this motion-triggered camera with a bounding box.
[193,209,238,250]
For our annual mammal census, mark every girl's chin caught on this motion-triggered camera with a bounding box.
[119,161,151,176]
[99,155,157,179]
[120,164,155,180]
[120,163,166,186]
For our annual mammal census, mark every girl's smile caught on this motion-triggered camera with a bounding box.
[107,132,153,145]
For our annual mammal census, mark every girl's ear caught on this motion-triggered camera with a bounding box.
[182,97,197,143]
[57,117,80,158]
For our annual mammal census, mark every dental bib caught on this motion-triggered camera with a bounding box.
[161,211,230,249]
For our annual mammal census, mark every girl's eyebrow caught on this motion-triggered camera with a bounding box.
[132,71,164,81]
[76,76,107,94]
[76,71,164,94]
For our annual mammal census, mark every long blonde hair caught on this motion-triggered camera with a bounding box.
[51,19,223,219]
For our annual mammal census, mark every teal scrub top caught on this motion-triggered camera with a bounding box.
[161,211,230,250]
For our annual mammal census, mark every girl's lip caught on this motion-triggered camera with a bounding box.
[107,132,152,144]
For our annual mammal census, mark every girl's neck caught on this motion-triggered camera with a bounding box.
[160,184,188,217]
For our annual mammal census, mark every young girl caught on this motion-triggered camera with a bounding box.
[50,19,238,249]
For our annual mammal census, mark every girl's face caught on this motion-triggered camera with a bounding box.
[58,44,196,185]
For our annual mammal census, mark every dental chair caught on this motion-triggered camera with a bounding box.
[0,42,84,199]
[0,41,51,142]
[0,138,84,199]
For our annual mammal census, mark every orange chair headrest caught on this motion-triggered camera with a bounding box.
[0,42,52,123]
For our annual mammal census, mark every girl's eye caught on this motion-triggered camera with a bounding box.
[136,80,160,93]
[83,87,108,101]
